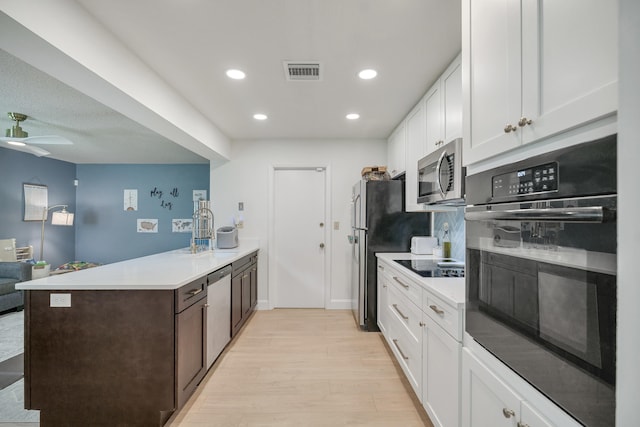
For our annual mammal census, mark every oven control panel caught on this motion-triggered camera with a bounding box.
[492,161,558,198]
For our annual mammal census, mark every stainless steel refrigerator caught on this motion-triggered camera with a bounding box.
[350,179,431,331]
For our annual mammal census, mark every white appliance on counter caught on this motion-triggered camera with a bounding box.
[410,236,438,254]
[206,265,232,369]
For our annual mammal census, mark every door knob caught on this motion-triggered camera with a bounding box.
[319,243,325,248]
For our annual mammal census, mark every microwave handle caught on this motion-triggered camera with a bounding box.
[435,150,448,198]
[464,206,614,223]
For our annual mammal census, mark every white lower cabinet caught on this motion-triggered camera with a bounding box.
[423,314,461,427]
[377,258,463,426]
[462,348,563,427]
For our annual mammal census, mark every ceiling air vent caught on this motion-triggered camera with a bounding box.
[283,61,322,81]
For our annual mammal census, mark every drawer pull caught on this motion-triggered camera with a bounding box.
[393,276,410,289]
[502,408,516,419]
[188,288,203,297]
[392,339,409,360]
[392,304,409,320]
[378,265,384,271]
[517,423,530,427]
[429,304,445,316]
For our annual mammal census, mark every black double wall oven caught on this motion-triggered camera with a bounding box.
[465,135,617,427]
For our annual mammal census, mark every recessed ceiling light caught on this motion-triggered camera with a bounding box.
[358,69,377,80]
[253,113,268,120]
[346,113,360,120]
[7,140,26,146]
[226,69,246,80]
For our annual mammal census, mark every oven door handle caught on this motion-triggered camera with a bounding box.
[435,150,448,198]
[464,206,614,223]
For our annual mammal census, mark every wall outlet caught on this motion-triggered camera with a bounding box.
[50,293,71,307]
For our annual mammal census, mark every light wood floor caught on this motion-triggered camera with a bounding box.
[168,309,433,427]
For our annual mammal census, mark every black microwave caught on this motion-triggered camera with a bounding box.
[417,138,465,205]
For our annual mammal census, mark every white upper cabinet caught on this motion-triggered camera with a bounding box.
[442,56,463,143]
[463,0,618,165]
[425,82,443,155]
[405,100,427,211]
[387,121,406,178]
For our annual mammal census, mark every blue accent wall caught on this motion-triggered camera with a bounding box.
[75,164,209,264]
[0,147,76,268]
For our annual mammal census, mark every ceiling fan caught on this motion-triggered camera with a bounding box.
[1,112,73,157]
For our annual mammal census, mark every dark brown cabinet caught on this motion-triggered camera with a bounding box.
[24,276,210,426]
[174,276,207,409]
[231,251,258,337]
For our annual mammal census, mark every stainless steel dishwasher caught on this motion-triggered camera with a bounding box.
[206,265,232,370]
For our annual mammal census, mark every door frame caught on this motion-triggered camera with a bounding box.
[267,164,332,310]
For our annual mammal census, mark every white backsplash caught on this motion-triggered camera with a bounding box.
[433,207,465,261]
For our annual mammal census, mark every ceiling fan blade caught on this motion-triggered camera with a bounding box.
[24,135,74,145]
[1,140,51,157]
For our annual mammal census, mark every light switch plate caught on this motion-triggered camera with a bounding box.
[50,293,71,307]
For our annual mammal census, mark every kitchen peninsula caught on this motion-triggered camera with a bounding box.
[16,241,259,426]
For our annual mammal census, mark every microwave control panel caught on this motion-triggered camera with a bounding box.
[492,161,559,198]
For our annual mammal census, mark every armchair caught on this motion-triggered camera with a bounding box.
[0,262,32,313]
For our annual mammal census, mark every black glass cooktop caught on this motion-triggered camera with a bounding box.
[394,259,465,278]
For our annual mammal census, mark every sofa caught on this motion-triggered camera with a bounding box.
[0,262,32,313]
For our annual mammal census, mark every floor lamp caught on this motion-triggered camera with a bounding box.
[40,204,74,262]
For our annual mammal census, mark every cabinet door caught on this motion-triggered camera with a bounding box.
[464,0,522,165]
[405,101,427,211]
[422,317,461,427]
[377,263,390,335]
[442,55,463,143]
[387,122,406,178]
[250,262,258,308]
[242,269,251,317]
[462,349,521,427]
[231,273,243,336]
[176,297,207,409]
[520,0,618,145]
[425,81,443,155]
[519,401,553,427]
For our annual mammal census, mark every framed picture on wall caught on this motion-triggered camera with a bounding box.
[23,183,48,221]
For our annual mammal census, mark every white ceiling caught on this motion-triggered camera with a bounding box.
[0,0,461,163]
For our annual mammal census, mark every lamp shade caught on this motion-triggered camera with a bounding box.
[51,211,74,226]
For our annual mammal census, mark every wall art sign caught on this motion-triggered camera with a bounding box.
[193,190,207,202]
[172,219,193,233]
[124,189,138,211]
[23,183,48,221]
[137,218,158,233]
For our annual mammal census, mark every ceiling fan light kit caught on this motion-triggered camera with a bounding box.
[5,112,29,139]
[2,112,73,157]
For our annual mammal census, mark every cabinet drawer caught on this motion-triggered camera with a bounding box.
[388,267,422,304]
[175,276,207,313]
[388,284,423,343]
[388,317,422,398]
[423,291,461,341]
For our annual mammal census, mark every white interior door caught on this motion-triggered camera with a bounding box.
[273,168,326,308]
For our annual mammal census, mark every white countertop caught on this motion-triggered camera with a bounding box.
[376,252,465,308]
[16,241,260,291]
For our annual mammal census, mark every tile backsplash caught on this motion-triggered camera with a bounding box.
[433,207,465,261]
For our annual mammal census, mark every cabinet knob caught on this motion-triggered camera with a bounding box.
[518,117,533,127]
[502,408,516,419]
[319,222,324,227]
[504,124,518,133]
[419,321,426,327]
[517,422,530,427]
[319,243,325,249]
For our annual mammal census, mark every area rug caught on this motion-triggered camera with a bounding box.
[0,353,23,390]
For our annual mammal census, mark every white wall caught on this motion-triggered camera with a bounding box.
[210,138,387,309]
[616,0,640,424]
